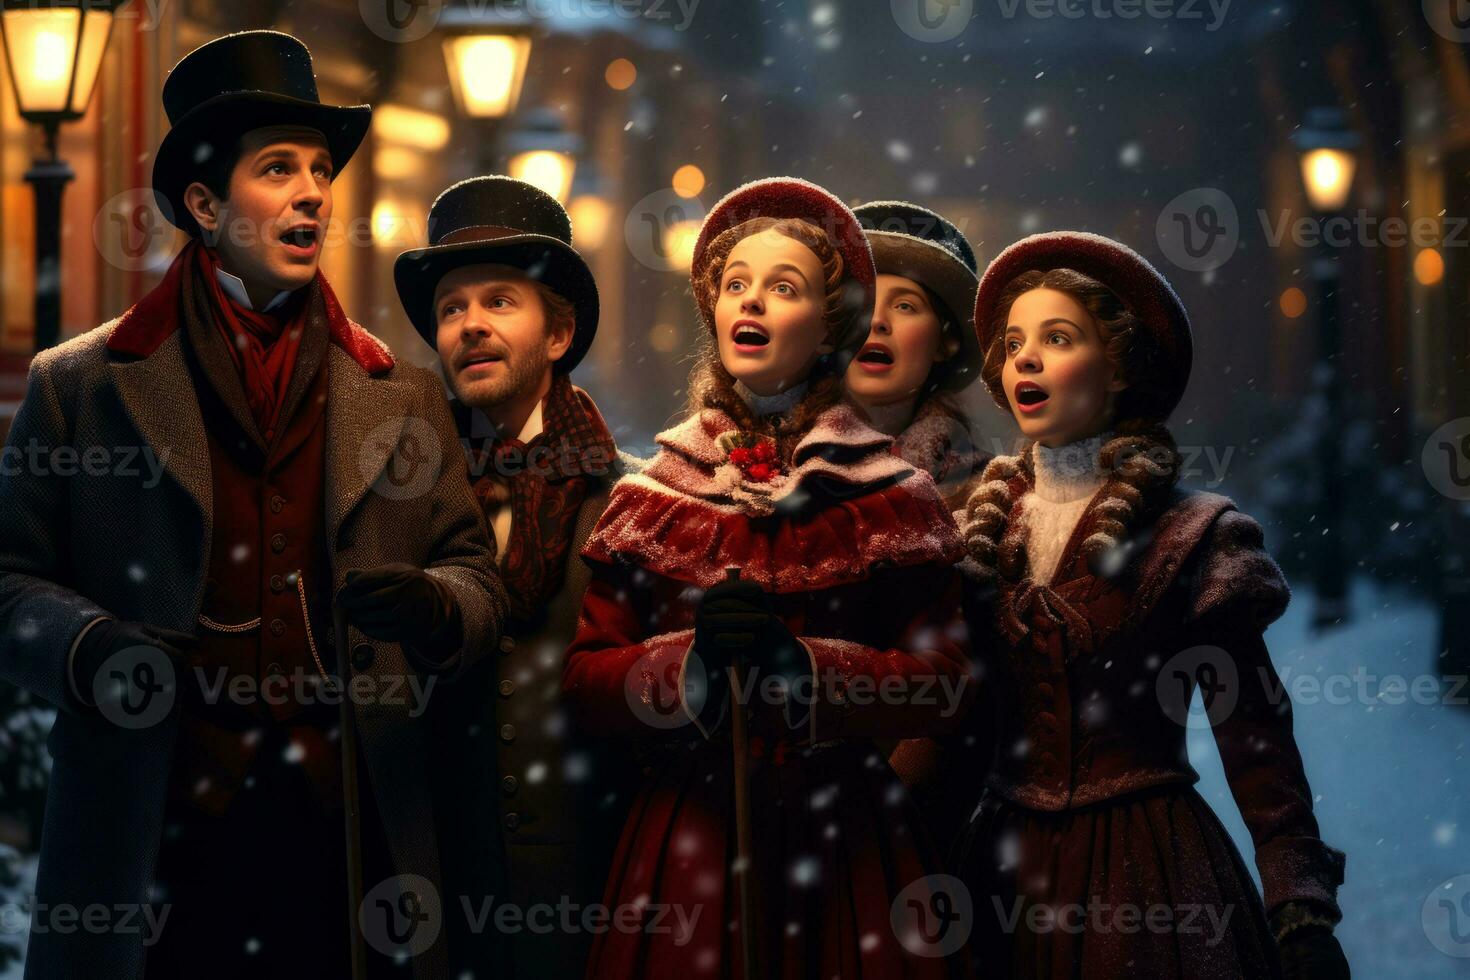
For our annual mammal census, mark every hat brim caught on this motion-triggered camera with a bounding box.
[393,235,600,374]
[973,231,1193,419]
[866,230,982,393]
[152,92,372,234]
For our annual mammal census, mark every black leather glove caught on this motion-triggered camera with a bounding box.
[1277,929,1349,980]
[690,578,812,736]
[337,564,463,674]
[1272,902,1349,980]
[72,618,197,710]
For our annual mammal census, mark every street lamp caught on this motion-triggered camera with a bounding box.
[443,30,532,119]
[506,108,579,204]
[0,0,121,351]
[1292,106,1360,630]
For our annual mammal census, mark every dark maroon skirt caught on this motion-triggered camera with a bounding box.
[588,738,973,980]
[956,784,1280,980]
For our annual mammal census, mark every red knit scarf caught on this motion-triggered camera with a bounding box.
[459,374,619,622]
[106,240,396,379]
[192,245,309,442]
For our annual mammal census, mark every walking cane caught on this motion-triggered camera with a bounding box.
[334,597,369,980]
[723,566,761,980]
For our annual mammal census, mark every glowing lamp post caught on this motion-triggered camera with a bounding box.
[1293,107,1360,629]
[506,109,579,205]
[0,0,121,350]
[443,30,532,120]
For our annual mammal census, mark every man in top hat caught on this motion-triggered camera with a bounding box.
[0,31,503,980]
[395,176,638,979]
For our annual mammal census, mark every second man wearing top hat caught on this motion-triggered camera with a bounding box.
[396,175,639,980]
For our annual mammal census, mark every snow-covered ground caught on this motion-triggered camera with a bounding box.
[0,852,35,980]
[1189,578,1470,978]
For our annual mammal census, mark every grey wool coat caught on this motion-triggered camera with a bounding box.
[0,307,504,979]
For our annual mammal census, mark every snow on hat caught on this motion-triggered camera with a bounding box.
[974,231,1194,422]
[690,177,876,352]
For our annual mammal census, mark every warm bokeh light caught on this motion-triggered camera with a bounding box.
[509,150,576,204]
[662,219,701,271]
[671,164,705,199]
[374,146,423,181]
[605,58,637,91]
[374,105,451,151]
[1279,286,1307,319]
[443,33,532,118]
[1299,148,1357,212]
[568,194,612,250]
[372,199,409,247]
[1,7,114,117]
[648,323,679,353]
[1414,248,1444,286]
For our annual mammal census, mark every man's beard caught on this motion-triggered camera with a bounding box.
[454,337,552,412]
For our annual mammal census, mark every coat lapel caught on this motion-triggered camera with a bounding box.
[108,331,212,535]
[323,345,411,547]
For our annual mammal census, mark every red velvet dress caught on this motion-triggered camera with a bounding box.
[564,403,975,979]
[957,462,1346,979]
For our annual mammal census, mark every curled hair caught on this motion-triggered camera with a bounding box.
[980,267,1169,424]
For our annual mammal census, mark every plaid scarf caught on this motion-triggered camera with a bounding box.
[458,373,618,622]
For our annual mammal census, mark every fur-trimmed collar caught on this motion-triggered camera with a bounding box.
[582,403,964,590]
[962,425,1182,586]
[105,241,395,375]
[643,401,908,515]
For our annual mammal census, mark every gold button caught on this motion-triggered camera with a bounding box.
[499,724,515,743]
[498,679,515,697]
[498,635,516,654]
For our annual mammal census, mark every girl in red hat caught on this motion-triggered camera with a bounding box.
[955,232,1348,979]
[563,178,976,978]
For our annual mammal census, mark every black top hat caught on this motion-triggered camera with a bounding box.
[151,31,372,236]
[394,176,600,374]
[854,201,982,394]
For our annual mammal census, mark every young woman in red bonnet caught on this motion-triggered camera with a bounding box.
[563,178,976,978]
[955,232,1348,979]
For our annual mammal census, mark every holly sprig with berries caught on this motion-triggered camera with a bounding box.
[717,431,783,483]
